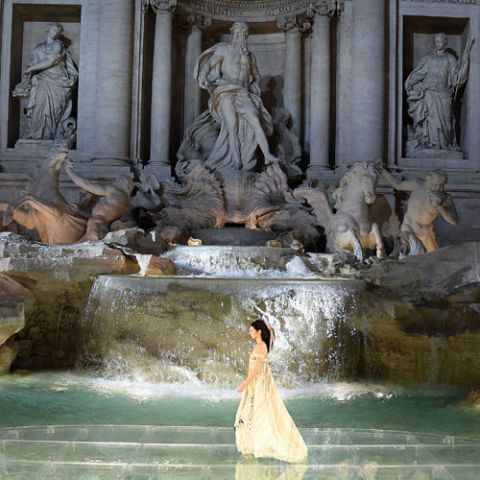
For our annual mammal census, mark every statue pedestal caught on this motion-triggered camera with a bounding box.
[14,139,58,150]
[191,227,278,246]
[409,148,464,160]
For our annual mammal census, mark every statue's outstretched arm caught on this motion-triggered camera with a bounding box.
[438,195,459,225]
[380,168,417,192]
[65,165,108,197]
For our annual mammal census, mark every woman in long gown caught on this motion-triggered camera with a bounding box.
[234,320,308,464]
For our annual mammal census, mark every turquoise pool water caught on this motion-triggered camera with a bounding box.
[0,371,479,437]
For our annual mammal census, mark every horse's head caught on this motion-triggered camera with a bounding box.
[333,162,378,209]
[358,163,378,204]
[45,146,69,171]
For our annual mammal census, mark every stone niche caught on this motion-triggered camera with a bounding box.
[402,15,470,159]
[139,12,314,169]
[396,5,479,169]
[6,4,81,148]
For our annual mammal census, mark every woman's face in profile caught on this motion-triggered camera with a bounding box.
[249,326,258,340]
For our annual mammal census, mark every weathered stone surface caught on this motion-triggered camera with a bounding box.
[145,256,176,276]
[0,300,24,347]
[0,232,139,281]
[103,228,167,255]
[190,228,277,247]
[162,245,298,275]
[362,241,480,294]
[0,233,139,369]
[0,298,25,375]
[78,242,480,388]
[0,341,20,375]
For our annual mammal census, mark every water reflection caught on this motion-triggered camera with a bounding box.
[234,458,307,480]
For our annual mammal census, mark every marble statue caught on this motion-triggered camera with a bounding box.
[405,33,473,156]
[65,162,134,242]
[12,22,78,141]
[176,21,278,175]
[0,148,86,243]
[271,108,303,182]
[294,163,388,260]
[378,166,458,255]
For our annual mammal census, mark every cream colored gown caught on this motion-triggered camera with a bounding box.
[234,351,308,464]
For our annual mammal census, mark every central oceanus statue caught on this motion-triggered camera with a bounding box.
[294,163,390,260]
[176,21,280,176]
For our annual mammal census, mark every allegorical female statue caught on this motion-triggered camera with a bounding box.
[405,33,473,156]
[12,22,78,141]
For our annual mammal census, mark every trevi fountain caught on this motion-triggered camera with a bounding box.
[1,0,480,478]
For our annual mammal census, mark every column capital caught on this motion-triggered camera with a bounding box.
[277,15,311,34]
[180,13,212,32]
[307,0,343,18]
[148,0,177,15]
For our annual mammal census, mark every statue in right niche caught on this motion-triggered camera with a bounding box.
[405,33,474,157]
[12,22,78,143]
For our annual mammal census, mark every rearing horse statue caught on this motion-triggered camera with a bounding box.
[0,147,87,243]
[294,163,387,261]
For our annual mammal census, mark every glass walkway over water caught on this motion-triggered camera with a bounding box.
[0,425,478,479]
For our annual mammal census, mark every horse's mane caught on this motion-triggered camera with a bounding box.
[332,162,376,210]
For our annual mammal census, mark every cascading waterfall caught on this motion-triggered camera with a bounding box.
[79,275,365,387]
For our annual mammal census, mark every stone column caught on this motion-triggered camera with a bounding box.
[94,0,134,163]
[278,16,303,136]
[308,7,333,178]
[350,0,385,164]
[150,0,177,177]
[183,14,211,132]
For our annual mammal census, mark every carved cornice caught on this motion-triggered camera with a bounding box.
[178,0,315,21]
[148,0,177,14]
[182,13,212,30]
[307,0,343,17]
[401,0,477,4]
[277,15,312,33]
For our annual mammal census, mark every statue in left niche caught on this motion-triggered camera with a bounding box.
[12,22,79,144]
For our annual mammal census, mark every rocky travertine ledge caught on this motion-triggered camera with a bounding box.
[0,232,140,370]
[0,299,24,374]
[0,232,140,282]
[1,231,480,387]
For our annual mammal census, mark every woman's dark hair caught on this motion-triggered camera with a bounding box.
[250,320,274,352]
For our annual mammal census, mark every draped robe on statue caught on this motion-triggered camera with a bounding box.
[25,42,78,140]
[176,43,273,174]
[405,51,466,152]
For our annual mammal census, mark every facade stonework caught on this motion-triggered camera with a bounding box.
[0,0,479,246]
